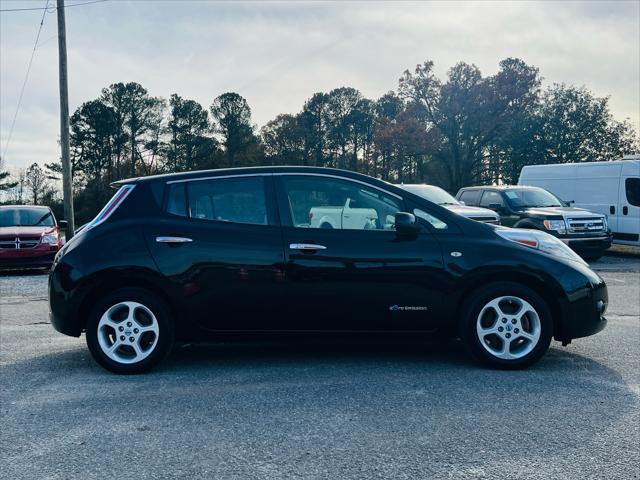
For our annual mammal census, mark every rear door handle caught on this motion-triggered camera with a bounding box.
[289,243,327,251]
[156,236,193,244]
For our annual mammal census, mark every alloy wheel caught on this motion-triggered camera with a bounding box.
[476,295,541,360]
[96,301,160,364]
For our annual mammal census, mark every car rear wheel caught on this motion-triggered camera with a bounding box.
[460,282,553,369]
[86,288,174,374]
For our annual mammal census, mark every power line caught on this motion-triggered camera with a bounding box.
[1,0,49,161]
[0,0,107,13]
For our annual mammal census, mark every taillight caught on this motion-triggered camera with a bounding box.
[87,184,135,230]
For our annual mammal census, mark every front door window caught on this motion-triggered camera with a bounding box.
[480,191,505,209]
[282,176,402,231]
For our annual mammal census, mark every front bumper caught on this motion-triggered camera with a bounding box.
[0,249,57,269]
[558,234,612,255]
[555,274,608,342]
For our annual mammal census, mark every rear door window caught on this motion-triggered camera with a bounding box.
[187,176,268,225]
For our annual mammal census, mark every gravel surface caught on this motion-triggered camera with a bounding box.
[0,257,638,479]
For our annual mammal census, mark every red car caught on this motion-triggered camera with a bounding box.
[0,205,67,270]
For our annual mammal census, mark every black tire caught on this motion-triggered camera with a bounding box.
[460,282,553,370]
[320,222,333,229]
[85,288,175,374]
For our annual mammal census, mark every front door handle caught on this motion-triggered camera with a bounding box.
[623,206,629,215]
[289,243,327,251]
[156,236,193,244]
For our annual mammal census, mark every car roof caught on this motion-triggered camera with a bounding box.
[112,166,397,188]
[398,184,439,188]
[0,205,51,210]
[459,185,542,191]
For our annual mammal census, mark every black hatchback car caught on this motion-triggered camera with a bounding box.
[49,167,608,373]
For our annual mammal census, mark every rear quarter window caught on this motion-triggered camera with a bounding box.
[165,183,187,217]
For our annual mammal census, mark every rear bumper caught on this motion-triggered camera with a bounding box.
[48,259,84,337]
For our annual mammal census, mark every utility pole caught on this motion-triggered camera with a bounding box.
[57,0,75,239]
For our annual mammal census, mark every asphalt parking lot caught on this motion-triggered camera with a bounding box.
[1,256,638,480]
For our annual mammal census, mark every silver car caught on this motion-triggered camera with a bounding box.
[398,184,501,224]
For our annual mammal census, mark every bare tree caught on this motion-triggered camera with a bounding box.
[24,163,49,205]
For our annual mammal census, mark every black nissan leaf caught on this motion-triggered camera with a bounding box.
[49,167,608,374]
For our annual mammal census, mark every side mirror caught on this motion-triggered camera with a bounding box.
[395,212,420,237]
[458,200,466,206]
[58,220,68,229]
[488,203,504,213]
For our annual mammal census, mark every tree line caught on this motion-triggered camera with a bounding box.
[1,57,637,224]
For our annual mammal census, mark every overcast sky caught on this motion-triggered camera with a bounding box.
[1,0,639,171]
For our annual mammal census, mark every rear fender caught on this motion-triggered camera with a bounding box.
[73,267,192,336]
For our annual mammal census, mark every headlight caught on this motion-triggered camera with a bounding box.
[602,216,608,230]
[543,219,566,234]
[496,228,587,265]
[41,232,59,245]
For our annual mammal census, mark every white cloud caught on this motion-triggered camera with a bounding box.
[1,0,638,170]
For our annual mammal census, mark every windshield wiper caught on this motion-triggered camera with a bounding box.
[34,213,52,226]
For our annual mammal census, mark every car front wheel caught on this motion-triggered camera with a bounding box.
[85,288,175,374]
[460,282,553,369]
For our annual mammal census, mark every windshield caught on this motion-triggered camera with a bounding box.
[0,208,55,227]
[402,185,460,205]
[504,188,563,208]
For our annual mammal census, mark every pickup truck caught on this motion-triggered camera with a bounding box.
[309,198,380,229]
[456,185,612,259]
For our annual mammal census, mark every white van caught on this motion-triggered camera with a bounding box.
[518,156,640,246]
